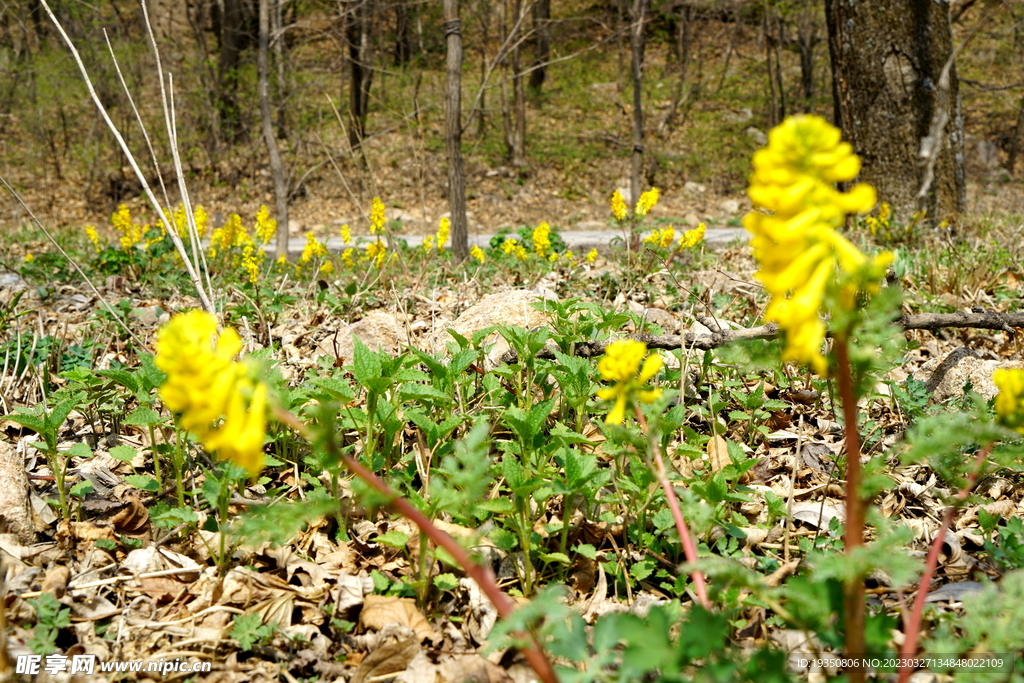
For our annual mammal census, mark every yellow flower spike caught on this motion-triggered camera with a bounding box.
[319,260,335,275]
[254,205,277,245]
[610,190,629,221]
[596,339,663,425]
[85,225,102,252]
[340,224,352,245]
[658,227,676,249]
[501,237,518,255]
[342,248,355,267]
[204,380,268,477]
[678,223,705,249]
[435,217,450,252]
[994,368,1024,433]
[24,253,34,263]
[369,197,386,235]
[532,222,551,256]
[470,245,486,263]
[635,188,660,217]
[422,235,435,252]
[585,248,599,263]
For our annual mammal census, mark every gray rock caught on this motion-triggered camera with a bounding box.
[915,347,1024,402]
[316,311,404,361]
[746,127,768,146]
[431,289,555,364]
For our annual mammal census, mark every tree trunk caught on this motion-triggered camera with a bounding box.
[528,0,550,92]
[395,0,412,64]
[259,0,290,261]
[508,0,526,168]
[658,2,692,133]
[629,0,647,207]
[825,0,966,222]
[347,0,374,150]
[796,0,820,111]
[217,0,245,140]
[443,0,468,260]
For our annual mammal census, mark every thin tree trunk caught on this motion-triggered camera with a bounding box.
[763,0,780,127]
[260,0,289,261]
[659,2,692,134]
[528,0,550,92]
[509,0,527,167]
[218,0,244,140]
[347,0,373,151]
[272,0,287,135]
[443,0,468,260]
[629,0,647,207]
[1008,94,1024,174]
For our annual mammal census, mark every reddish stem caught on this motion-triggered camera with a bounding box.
[275,408,559,683]
[634,406,711,609]
[896,442,993,683]
[835,337,865,683]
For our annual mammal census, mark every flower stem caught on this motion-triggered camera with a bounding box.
[275,408,560,683]
[835,336,865,683]
[896,441,993,683]
[634,406,710,609]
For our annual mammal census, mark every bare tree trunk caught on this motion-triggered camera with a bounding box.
[217,0,245,140]
[347,0,374,151]
[1008,94,1024,175]
[628,0,647,206]
[796,0,819,111]
[473,0,490,137]
[826,0,966,222]
[528,0,550,92]
[259,0,289,261]
[395,0,412,64]
[762,0,781,127]
[272,0,288,135]
[509,0,526,167]
[658,1,692,134]
[443,0,468,260]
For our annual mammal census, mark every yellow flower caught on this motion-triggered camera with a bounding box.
[24,253,34,263]
[254,205,277,245]
[644,227,675,248]
[365,239,387,268]
[194,206,209,239]
[743,114,890,375]
[994,368,1024,433]
[319,260,335,275]
[611,190,629,221]
[470,245,486,263]
[501,237,518,255]
[533,222,551,256]
[112,204,145,251]
[85,225,102,252]
[340,224,351,245]
[635,188,660,217]
[276,255,287,267]
[369,197,386,235]
[514,245,528,261]
[299,231,328,264]
[210,214,247,257]
[241,243,263,284]
[548,252,559,262]
[564,250,576,263]
[342,248,355,267]
[422,235,435,252]
[435,217,450,252]
[155,311,267,477]
[679,223,705,249]
[585,248,599,263]
[596,339,663,425]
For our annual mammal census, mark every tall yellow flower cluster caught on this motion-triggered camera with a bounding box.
[299,231,328,265]
[85,226,102,252]
[596,339,663,425]
[254,205,277,245]
[643,227,676,249]
[611,190,629,221]
[112,205,146,251]
[635,188,659,217]
[470,245,486,263]
[155,311,267,476]
[364,239,388,268]
[369,197,386,235]
[994,368,1024,433]
[744,115,891,375]
[678,223,705,249]
[532,222,551,256]
[435,217,450,252]
[210,214,248,257]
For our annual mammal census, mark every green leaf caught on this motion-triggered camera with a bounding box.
[125,474,159,491]
[109,445,138,463]
[574,543,597,559]
[350,337,383,385]
[540,551,571,565]
[47,392,85,433]
[96,368,140,394]
[630,559,655,582]
[433,573,459,592]
[375,530,410,548]
[70,480,94,497]
[67,442,92,458]
[124,406,162,427]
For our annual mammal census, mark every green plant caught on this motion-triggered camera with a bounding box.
[26,593,71,655]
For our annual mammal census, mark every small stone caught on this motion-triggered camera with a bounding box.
[288,219,302,236]
[746,127,768,146]
[721,199,741,214]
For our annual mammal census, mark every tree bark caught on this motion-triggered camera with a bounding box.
[259,0,290,261]
[628,0,647,207]
[825,0,966,223]
[217,0,245,140]
[443,0,469,261]
[508,0,527,168]
[528,0,550,92]
[347,0,374,150]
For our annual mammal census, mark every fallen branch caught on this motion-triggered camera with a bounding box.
[496,310,1023,364]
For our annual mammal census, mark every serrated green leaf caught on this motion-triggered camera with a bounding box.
[124,406,162,426]
[125,474,159,491]
[109,445,137,462]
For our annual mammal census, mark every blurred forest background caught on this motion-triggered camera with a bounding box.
[0,0,1021,239]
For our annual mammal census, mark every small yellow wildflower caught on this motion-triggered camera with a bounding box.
[254,205,277,245]
[112,204,145,250]
[470,245,486,263]
[369,197,386,235]
[340,224,351,245]
[155,311,267,477]
[635,188,660,217]
[436,217,450,252]
[564,250,576,263]
[194,206,209,239]
[533,222,551,256]
[611,190,629,221]
[342,248,355,267]
[678,223,705,249]
[241,243,263,284]
[24,253,34,263]
[365,239,387,268]
[502,237,519,255]
[596,339,663,425]
[319,260,335,275]
[276,255,287,267]
[744,114,890,375]
[585,248,599,263]
[548,252,559,262]
[299,231,328,264]
[210,214,247,257]
[644,227,675,248]
[994,368,1024,433]
[514,245,528,261]
[85,226,102,252]
[422,235,435,252]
